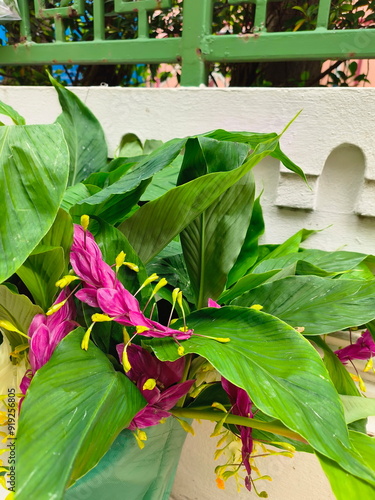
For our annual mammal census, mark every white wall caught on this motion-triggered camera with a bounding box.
[1,86,375,500]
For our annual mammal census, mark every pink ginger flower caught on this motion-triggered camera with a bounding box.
[20,288,77,394]
[71,224,193,340]
[335,330,375,364]
[221,378,254,492]
[116,343,194,429]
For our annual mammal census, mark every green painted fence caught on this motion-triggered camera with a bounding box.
[0,0,375,85]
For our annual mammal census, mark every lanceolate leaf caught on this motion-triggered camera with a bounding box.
[177,137,253,307]
[0,100,26,125]
[232,276,375,335]
[318,432,375,500]
[0,124,69,283]
[120,139,279,264]
[150,307,375,484]
[0,285,42,349]
[16,247,64,311]
[49,74,108,185]
[227,194,265,286]
[15,328,145,500]
[340,395,375,424]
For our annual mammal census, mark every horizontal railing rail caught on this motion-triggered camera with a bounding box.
[0,0,374,85]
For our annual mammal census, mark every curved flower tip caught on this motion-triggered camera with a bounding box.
[208,298,221,308]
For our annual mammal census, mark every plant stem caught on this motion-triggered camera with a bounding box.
[170,408,308,444]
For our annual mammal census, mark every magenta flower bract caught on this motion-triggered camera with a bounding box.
[335,330,375,364]
[71,224,193,340]
[117,343,194,429]
[221,377,254,491]
[20,288,77,394]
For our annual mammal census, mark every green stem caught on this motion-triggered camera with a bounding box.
[170,408,308,444]
[176,354,193,407]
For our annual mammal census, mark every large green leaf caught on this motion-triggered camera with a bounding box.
[49,74,108,185]
[0,124,69,283]
[0,100,26,125]
[16,209,73,310]
[340,395,375,424]
[0,285,42,349]
[227,193,265,286]
[16,247,64,311]
[150,306,374,484]
[120,139,279,264]
[253,249,368,274]
[232,276,375,335]
[203,129,307,181]
[177,136,253,307]
[15,328,145,500]
[318,431,375,500]
[71,138,187,211]
[310,336,360,397]
[218,269,281,303]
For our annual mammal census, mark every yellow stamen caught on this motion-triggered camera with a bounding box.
[136,325,150,334]
[0,320,29,339]
[170,318,178,325]
[179,326,189,332]
[152,278,168,297]
[177,345,185,356]
[133,428,147,449]
[91,313,113,322]
[364,358,374,373]
[122,349,132,373]
[142,273,159,288]
[250,304,263,311]
[81,323,94,351]
[80,214,90,231]
[142,378,157,391]
[124,262,139,272]
[175,417,195,435]
[359,375,367,392]
[46,299,67,316]
[172,288,180,303]
[115,251,126,272]
[123,327,131,344]
[55,275,80,288]
[138,429,147,441]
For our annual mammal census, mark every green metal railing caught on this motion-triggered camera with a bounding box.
[1,0,375,85]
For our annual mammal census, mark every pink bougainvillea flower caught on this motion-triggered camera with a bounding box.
[20,288,77,394]
[116,343,194,429]
[335,330,375,364]
[221,377,254,491]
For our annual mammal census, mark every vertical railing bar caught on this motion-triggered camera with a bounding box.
[180,0,213,86]
[254,0,268,31]
[54,16,66,43]
[137,8,149,39]
[93,0,105,41]
[18,0,32,42]
[316,0,332,30]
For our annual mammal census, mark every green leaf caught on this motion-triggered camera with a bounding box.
[177,136,253,307]
[141,156,182,201]
[16,247,64,311]
[49,74,108,185]
[61,183,101,213]
[232,276,375,335]
[15,328,145,500]
[72,138,186,212]
[219,270,281,303]
[0,285,42,349]
[150,306,374,484]
[116,132,143,158]
[310,336,360,397]
[0,100,26,125]
[340,395,375,424]
[0,124,69,283]
[227,194,265,286]
[318,432,375,500]
[120,139,279,264]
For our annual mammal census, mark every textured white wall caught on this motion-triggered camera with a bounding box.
[0,86,374,500]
